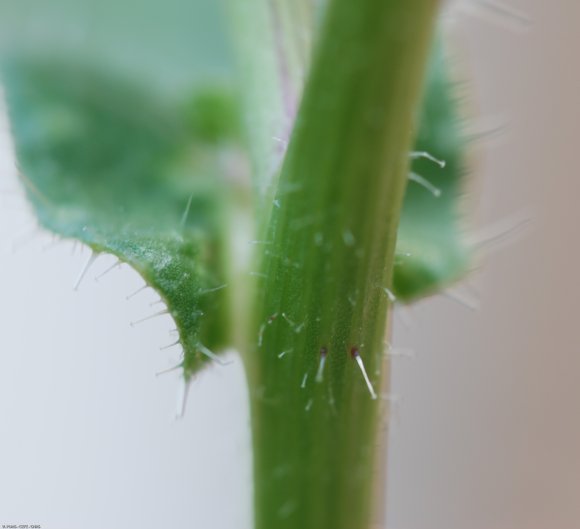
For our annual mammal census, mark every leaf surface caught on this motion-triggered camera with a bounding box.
[2,58,237,377]
[394,41,472,302]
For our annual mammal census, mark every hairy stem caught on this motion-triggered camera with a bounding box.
[243,1,440,528]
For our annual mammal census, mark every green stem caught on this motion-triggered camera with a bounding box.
[245,1,439,528]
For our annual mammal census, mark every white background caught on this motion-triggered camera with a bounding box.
[1,1,579,528]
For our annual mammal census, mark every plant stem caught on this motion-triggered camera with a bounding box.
[245,1,439,528]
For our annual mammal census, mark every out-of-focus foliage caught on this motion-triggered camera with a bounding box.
[2,58,240,377]
[395,41,471,302]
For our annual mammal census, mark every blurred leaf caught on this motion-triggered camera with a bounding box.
[394,41,471,302]
[2,57,239,377]
[0,0,233,97]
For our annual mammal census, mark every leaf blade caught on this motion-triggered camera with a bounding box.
[2,57,234,377]
[394,40,472,302]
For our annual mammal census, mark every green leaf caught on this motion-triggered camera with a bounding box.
[0,0,233,96]
[394,40,471,302]
[2,57,237,378]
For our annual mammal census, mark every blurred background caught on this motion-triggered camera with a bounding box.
[1,0,579,528]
